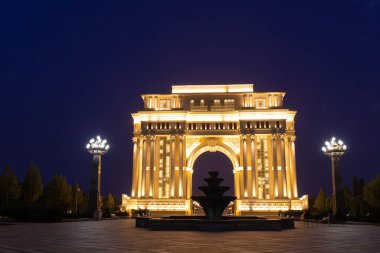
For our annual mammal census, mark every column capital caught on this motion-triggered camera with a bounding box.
[132,137,138,143]
[272,134,278,140]
[242,134,247,141]
[150,135,156,141]
[179,134,184,141]
[170,135,176,141]
[250,134,255,141]
[289,136,296,142]
[280,134,286,141]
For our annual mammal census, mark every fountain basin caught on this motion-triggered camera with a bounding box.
[135,216,294,231]
[135,171,294,231]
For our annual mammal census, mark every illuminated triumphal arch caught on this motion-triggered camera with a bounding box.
[122,84,308,214]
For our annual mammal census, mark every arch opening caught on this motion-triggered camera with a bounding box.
[192,151,235,196]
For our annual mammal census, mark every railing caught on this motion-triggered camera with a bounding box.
[210,105,235,111]
[190,105,208,111]
[190,105,235,112]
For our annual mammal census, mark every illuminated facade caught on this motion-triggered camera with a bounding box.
[122,84,308,214]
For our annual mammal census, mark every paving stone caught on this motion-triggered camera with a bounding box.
[0,220,379,253]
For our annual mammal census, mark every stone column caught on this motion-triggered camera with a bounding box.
[289,136,298,198]
[234,170,241,199]
[137,139,143,197]
[280,134,287,198]
[267,136,274,198]
[186,170,192,199]
[272,134,279,198]
[285,137,292,198]
[242,134,248,198]
[131,137,139,197]
[250,135,257,198]
[141,136,147,197]
[149,135,156,197]
[182,168,187,198]
[179,135,184,198]
[153,136,159,198]
[170,135,176,197]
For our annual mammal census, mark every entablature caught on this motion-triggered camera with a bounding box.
[239,120,286,135]
[132,109,296,124]
[137,118,292,136]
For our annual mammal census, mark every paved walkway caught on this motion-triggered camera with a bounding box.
[0,219,379,253]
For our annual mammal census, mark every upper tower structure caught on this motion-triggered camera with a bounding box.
[140,84,286,112]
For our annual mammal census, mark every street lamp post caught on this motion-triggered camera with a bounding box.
[86,136,110,220]
[322,137,347,221]
[75,187,80,213]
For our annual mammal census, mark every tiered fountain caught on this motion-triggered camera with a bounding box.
[135,171,294,231]
[191,171,236,220]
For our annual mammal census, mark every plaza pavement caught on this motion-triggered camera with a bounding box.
[0,219,379,253]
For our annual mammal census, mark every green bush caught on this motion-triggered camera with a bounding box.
[131,208,149,216]
[116,210,129,217]
[64,212,89,219]
[280,210,302,217]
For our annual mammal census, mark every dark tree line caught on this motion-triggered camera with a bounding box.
[305,175,380,222]
[0,163,119,221]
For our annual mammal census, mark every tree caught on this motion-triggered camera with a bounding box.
[325,197,332,213]
[22,163,43,203]
[363,175,380,218]
[314,188,329,214]
[308,194,315,211]
[42,175,72,211]
[71,183,87,214]
[342,184,352,213]
[348,195,364,219]
[103,193,117,215]
[0,165,22,205]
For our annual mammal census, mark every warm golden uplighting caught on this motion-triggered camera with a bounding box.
[123,84,307,215]
[172,84,254,94]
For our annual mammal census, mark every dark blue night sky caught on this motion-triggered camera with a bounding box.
[1,1,379,199]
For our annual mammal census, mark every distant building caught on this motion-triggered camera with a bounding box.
[122,84,308,215]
